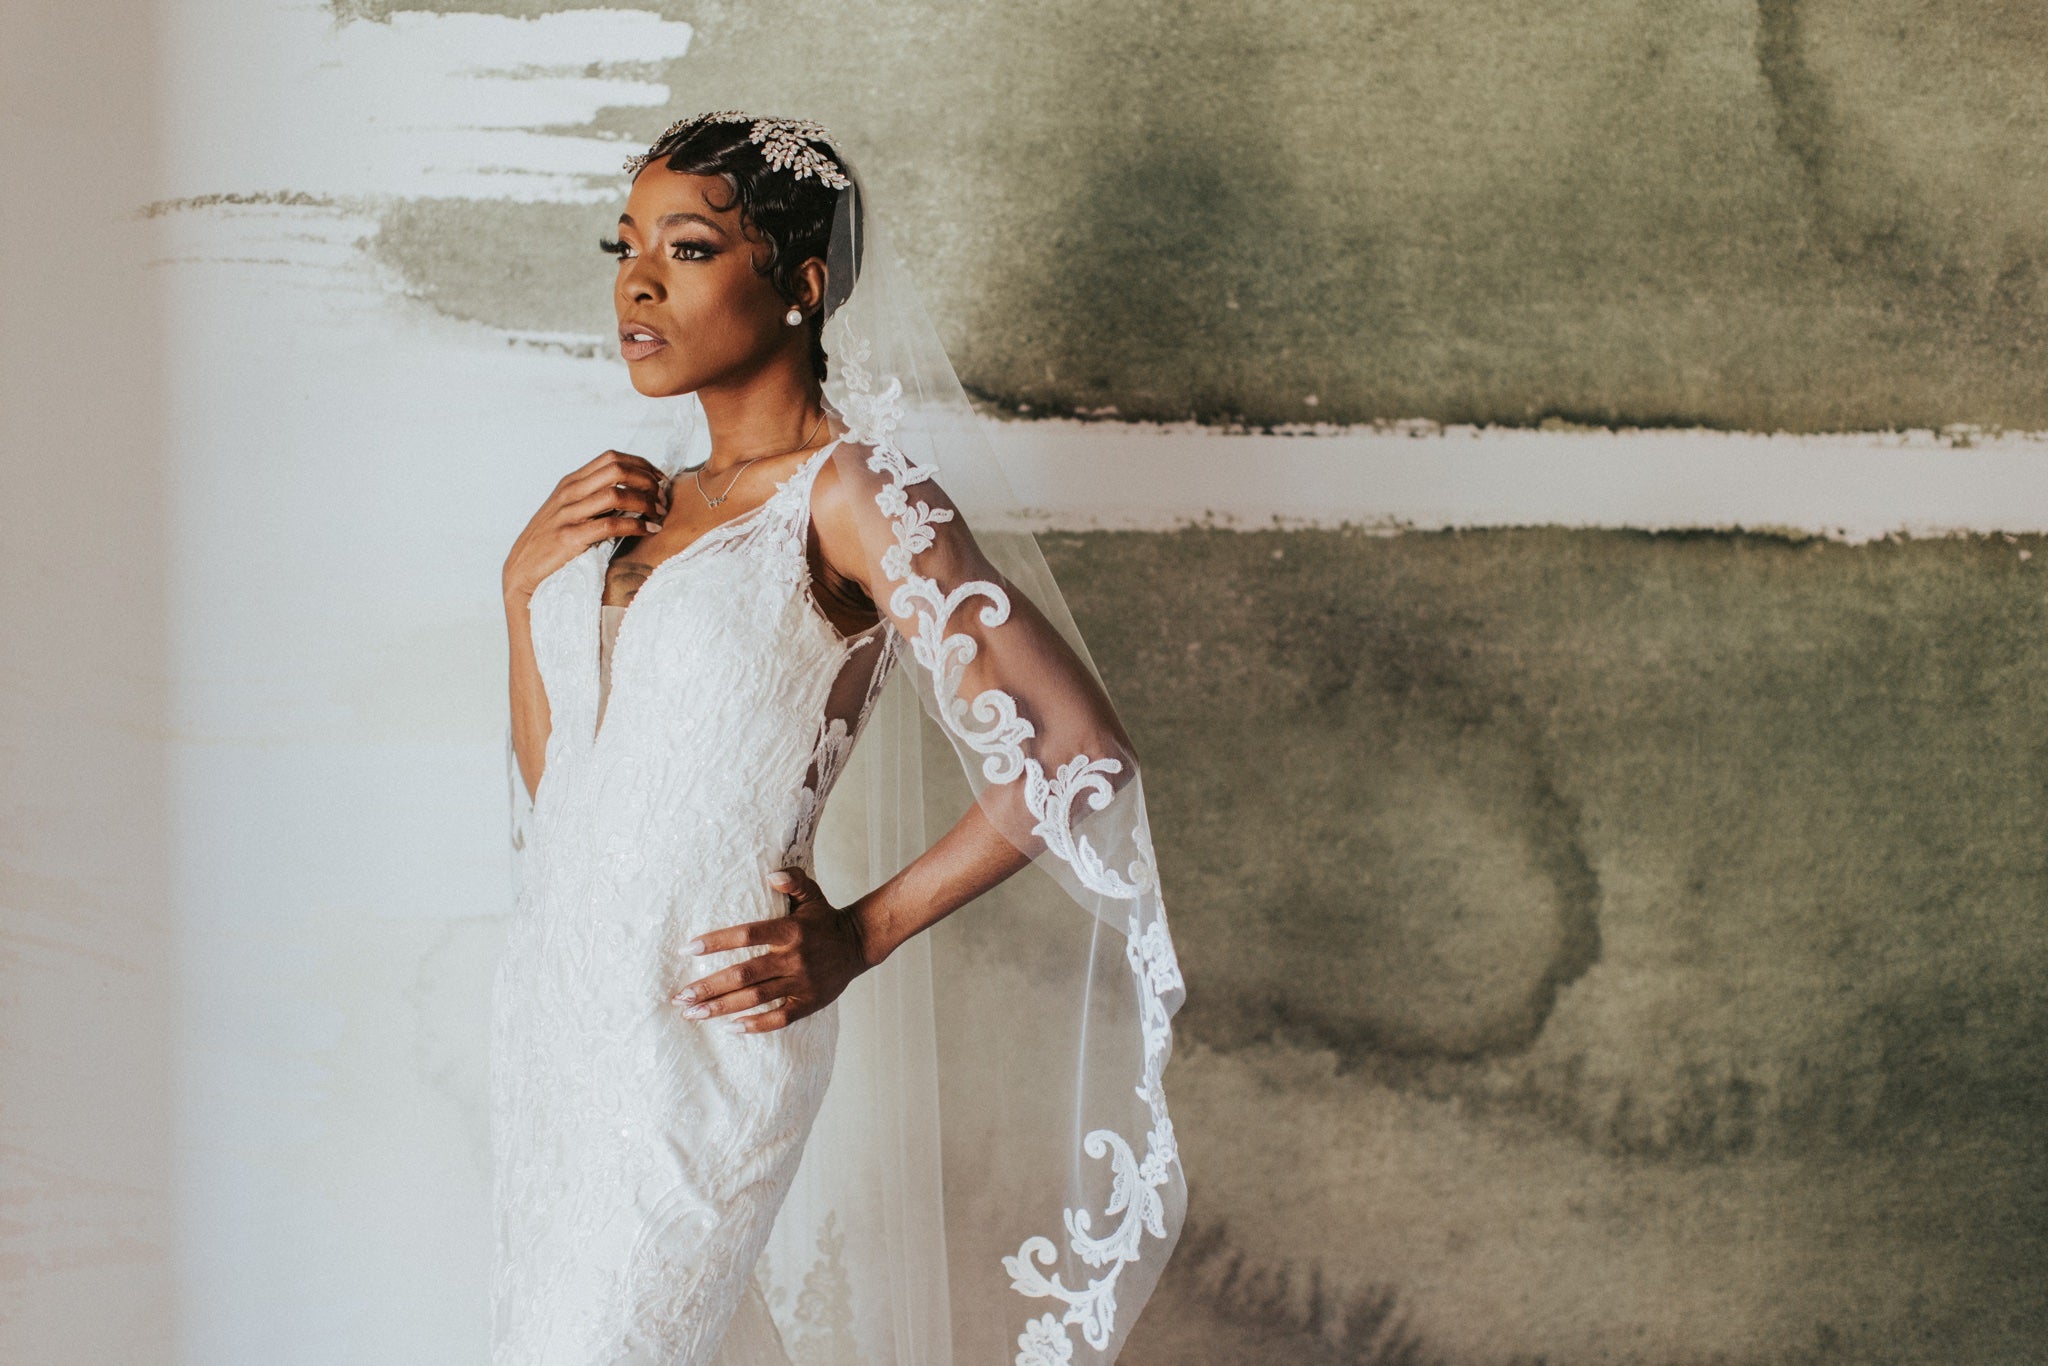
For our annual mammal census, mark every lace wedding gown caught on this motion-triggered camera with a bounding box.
[490,436,900,1365]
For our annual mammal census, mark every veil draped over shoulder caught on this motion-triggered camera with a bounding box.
[508,130,1187,1366]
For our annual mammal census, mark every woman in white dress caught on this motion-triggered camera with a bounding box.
[492,113,1187,1366]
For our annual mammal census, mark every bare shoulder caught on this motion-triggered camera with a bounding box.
[811,435,980,580]
[810,436,874,516]
[809,438,886,584]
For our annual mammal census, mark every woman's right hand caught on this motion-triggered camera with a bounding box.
[503,449,672,604]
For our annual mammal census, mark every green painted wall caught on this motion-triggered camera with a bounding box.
[360,0,2046,430]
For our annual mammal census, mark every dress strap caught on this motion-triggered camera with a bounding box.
[794,434,845,494]
[779,434,847,542]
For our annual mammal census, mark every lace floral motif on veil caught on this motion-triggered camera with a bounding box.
[827,322,1185,1366]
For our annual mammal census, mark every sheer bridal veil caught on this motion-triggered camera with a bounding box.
[512,120,1188,1365]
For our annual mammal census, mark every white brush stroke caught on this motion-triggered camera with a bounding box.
[983,419,2048,542]
[158,3,693,203]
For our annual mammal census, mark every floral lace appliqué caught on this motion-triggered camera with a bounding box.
[826,319,1185,1366]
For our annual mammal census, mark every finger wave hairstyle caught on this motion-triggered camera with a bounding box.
[623,116,863,386]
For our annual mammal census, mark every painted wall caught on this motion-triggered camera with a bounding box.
[1046,525,2048,1362]
[3,1,2042,1364]
[364,0,2048,431]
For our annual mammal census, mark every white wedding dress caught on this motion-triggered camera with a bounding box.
[490,435,901,1365]
[492,176,1192,1357]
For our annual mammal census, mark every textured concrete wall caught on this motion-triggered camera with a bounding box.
[362,0,2047,430]
[1044,525,2048,1363]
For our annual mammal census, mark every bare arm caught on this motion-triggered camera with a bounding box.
[845,786,1034,966]
[502,449,673,801]
[504,594,551,804]
[674,445,1140,1033]
[811,449,1138,963]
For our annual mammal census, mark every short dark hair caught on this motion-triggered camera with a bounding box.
[628,118,859,385]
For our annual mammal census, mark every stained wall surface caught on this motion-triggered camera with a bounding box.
[1041,525,2048,1363]
[2,1,2041,1364]
[363,0,2048,432]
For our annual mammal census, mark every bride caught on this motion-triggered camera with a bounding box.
[492,112,1186,1366]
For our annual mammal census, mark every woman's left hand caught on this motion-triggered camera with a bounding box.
[669,868,871,1033]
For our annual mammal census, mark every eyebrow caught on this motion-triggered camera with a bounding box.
[616,210,730,239]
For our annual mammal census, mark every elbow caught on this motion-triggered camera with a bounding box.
[1108,757,1138,806]
[1093,736,1139,803]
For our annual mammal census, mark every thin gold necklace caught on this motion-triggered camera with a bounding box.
[695,408,827,509]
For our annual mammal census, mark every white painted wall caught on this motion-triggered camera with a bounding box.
[992,420,2048,542]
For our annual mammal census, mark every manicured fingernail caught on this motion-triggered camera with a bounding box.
[684,1005,709,1019]
[683,938,703,955]
[645,520,663,531]
[673,989,695,1004]
[723,1019,747,1033]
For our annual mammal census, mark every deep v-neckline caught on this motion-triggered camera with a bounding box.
[592,436,845,745]
[603,436,845,608]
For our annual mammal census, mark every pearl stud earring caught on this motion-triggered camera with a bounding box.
[785,306,804,326]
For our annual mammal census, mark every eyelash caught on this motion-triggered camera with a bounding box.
[598,237,715,263]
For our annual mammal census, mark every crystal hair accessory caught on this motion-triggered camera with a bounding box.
[621,110,852,190]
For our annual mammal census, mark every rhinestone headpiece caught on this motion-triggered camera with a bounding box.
[622,110,850,190]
